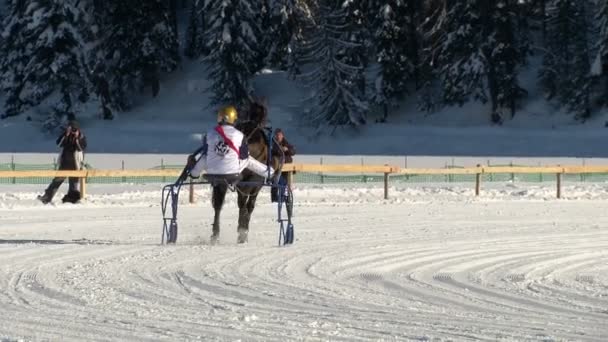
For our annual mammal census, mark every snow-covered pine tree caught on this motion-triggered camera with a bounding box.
[202,0,263,109]
[265,0,312,69]
[184,0,203,59]
[89,1,135,111]
[512,0,532,63]
[486,0,527,119]
[91,0,180,111]
[427,0,487,107]
[286,0,316,79]
[423,0,526,123]
[417,0,445,112]
[169,0,178,40]
[0,0,90,119]
[0,0,27,118]
[371,0,418,122]
[0,0,7,32]
[299,3,367,128]
[340,0,371,104]
[539,0,592,120]
[136,0,180,96]
[595,0,608,103]
[522,0,547,42]
[0,0,13,93]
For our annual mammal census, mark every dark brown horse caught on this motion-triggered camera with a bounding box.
[209,100,281,244]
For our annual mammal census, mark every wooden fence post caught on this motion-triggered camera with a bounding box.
[80,175,87,200]
[556,172,562,199]
[383,165,390,200]
[487,160,493,182]
[11,155,15,184]
[475,164,481,196]
[320,157,324,184]
[189,181,195,204]
[161,158,166,183]
[121,160,126,183]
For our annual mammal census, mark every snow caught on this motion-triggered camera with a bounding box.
[222,23,231,44]
[1,182,607,341]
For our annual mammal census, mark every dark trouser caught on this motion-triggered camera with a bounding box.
[271,172,289,203]
[42,176,80,202]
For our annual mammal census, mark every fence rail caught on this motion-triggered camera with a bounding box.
[2,164,608,201]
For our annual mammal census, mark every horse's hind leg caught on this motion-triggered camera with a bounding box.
[237,190,259,244]
[237,192,249,243]
[211,184,228,243]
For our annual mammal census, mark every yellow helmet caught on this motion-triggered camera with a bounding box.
[217,105,238,124]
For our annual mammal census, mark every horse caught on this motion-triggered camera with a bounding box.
[208,100,281,244]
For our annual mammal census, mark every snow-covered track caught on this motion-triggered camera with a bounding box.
[1,184,607,341]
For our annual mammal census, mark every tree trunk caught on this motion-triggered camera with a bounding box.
[383,103,388,122]
[408,0,420,89]
[540,0,546,43]
[170,0,178,38]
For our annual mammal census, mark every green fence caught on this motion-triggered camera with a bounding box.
[294,172,608,184]
[2,162,608,185]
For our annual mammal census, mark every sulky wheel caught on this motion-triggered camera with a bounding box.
[168,220,178,244]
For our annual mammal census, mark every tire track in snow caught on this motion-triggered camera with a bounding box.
[1,192,608,341]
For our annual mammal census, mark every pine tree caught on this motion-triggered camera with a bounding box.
[539,0,592,120]
[537,0,547,42]
[0,1,7,31]
[341,0,371,104]
[169,0,178,40]
[595,0,608,103]
[424,0,526,123]
[265,0,312,69]
[486,0,527,119]
[0,0,90,119]
[417,0,445,112]
[429,0,487,107]
[0,0,14,94]
[286,0,316,79]
[91,0,180,111]
[202,0,263,109]
[184,0,203,59]
[371,0,418,122]
[299,4,367,128]
[0,0,28,118]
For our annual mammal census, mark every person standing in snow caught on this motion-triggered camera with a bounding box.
[38,120,87,204]
[188,105,274,184]
[271,128,296,202]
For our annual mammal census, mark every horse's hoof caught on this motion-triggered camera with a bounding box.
[210,234,220,245]
[237,230,248,244]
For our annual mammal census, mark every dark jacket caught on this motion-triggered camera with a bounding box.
[56,132,87,170]
[272,138,296,164]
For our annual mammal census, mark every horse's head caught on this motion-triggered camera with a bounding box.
[246,98,268,127]
[235,98,281,175]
